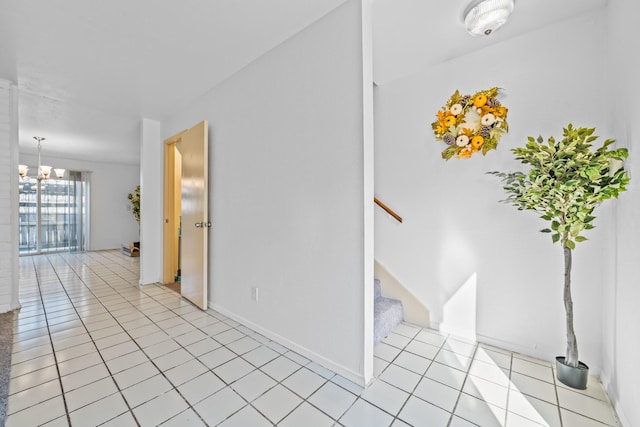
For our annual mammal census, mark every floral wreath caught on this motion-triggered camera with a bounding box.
[432,87,509,160]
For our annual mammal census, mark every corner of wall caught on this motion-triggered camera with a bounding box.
[361,0,376,386]
[139,118,163,285]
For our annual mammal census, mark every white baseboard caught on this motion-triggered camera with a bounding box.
[600,370,630,427]
[475,333,550,359]
[210,301,367,387]
[613,402,631,427]
[427,323,549,361]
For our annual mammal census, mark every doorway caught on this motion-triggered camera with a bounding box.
[162,121,209,310]
[163,142,182,290]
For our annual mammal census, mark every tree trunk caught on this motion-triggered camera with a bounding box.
[564,247,579,367]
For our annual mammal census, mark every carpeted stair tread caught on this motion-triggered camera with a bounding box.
[374,278,382,300]
[374,278,403,345]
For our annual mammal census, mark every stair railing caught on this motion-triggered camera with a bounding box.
[374,197,403,223]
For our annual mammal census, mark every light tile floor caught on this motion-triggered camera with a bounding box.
[7,251,621,426]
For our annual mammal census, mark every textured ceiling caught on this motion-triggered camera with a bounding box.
[2,0,607,165]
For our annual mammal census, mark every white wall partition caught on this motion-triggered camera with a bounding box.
[0,79,20,312]
[162,0,373,383]
[139,118,162,285]
[374,10,612,372]
[360,0,375,384]
[603,1,640,425]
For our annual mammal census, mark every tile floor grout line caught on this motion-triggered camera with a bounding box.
[48,251,182,424]
[54,251,334,427]
[376,328,483,426]
[13,254,205,425]
[373,331,435,389]
[386,330,448,426]
[335,394,364,426]
[300,374,360,424]
[503,346,516,427]
[362,329,456,426]
[129,283,354,425]
[550,355,565,427]
[43,252,144,426]
[446,337,481,427]
[9,250,622,427]
[57,251,212,427]
[27,254,73,426]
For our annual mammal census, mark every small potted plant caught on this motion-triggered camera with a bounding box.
[490,124,630,389]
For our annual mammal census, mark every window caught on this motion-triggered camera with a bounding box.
[18,171,89,255]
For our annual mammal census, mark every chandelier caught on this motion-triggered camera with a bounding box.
[18,136,65,181]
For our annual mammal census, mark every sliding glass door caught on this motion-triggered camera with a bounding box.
[18,171,89,255]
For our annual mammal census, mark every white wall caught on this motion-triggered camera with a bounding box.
[0,79,20,313]
[374,10,613,371]
[139,119,163,285]
[161,0,373,383]
[19,153,140,251]
[360,0,375,383]
[603,1,640,425]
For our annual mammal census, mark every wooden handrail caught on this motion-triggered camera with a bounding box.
[374,197,403,223]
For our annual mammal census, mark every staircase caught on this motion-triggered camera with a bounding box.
[374,278,403,345]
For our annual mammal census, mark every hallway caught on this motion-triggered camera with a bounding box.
[7,251,620,426]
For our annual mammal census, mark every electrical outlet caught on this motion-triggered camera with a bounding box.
[251,287,259,301]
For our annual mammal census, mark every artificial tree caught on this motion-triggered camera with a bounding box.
[126,185,141,256]
[128,185,141,224]
[490,124,630,387]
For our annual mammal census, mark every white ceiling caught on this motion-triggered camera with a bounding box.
[372,0,607,85]
[2,0,607,165]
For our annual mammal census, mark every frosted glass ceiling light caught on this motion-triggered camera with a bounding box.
[18,164,29,179]
[464,0,514,36]
[39,165,52,180]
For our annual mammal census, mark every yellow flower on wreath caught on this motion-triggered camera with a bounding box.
[457,147,473,159]
[431,87,509,160]
[443,116,457,127]
[471,135,485,149]
[473,94,488,108]
[459,128,475,138]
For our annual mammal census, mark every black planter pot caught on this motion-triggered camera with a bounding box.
[556,356,589,390]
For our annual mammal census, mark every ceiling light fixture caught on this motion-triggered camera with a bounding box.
[19,137,65,181]
[464,0,514,37]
